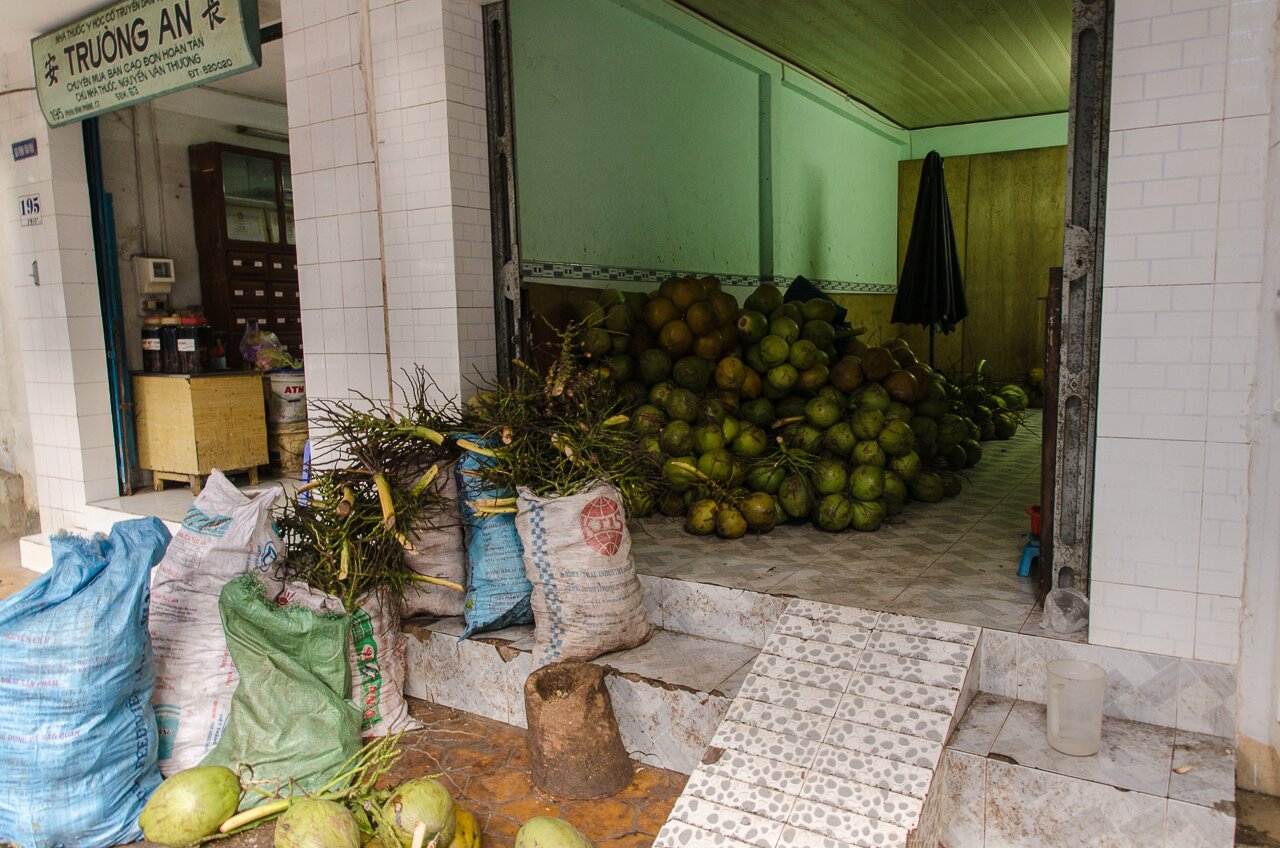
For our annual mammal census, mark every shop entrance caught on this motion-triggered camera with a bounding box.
[487,0,1110,631]
[88,0,305,504]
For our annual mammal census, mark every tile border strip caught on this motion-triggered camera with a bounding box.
[521,259,897,294]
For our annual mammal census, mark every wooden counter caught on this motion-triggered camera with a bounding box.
[133,372,268,493]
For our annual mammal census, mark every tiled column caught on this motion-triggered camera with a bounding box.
[282,0,494,409]
[0,53,119,531]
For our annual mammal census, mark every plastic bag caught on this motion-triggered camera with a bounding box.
[202,574,362,805]
[517,483,652,667]
[1043,587,1089,635]
[0,518,172,848]
[456,437,532,637]
[150,470,285,776]
[240,320,300,371]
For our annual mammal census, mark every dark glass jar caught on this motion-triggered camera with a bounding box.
[141,318,163,373]
[178,317,208,374]
[160,317,182,374]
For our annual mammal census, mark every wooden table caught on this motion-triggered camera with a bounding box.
[133,372,268,494]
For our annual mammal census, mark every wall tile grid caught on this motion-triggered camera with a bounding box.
[1091,0,1274,664]
[0,53,117,533]
[282,0,494,411]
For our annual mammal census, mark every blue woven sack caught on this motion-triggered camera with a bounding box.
[455,436,531,637]
[0,517,171,848]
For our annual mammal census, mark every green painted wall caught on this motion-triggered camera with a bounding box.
[776,82,902,285]
[907,113,1069,160]
[509,0,763,274]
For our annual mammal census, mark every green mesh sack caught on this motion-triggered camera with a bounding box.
[202,574,362,804]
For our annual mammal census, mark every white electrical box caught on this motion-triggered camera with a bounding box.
[133,256,175,294]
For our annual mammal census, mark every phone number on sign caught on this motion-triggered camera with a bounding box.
[188,58,235,79]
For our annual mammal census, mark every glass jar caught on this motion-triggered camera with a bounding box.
[141,318,163,373]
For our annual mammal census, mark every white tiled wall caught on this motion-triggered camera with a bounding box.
[282,0,494,411]
[0,52,118,532]
[1090,0,1274,663]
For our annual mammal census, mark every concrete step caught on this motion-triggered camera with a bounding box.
[18,533,51,574]
[938,693,1235,847]
[654,599,982,848]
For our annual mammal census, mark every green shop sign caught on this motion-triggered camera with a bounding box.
[32,0,261,127]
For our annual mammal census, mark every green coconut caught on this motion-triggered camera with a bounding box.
[381,778,456,848]
[686,499,719,535]
[849,465,885,502]
[852,440,887,469]
[854,382,892,413]
[888,451,923,482]
[778,473,814,518]
[746,464,786,494]
[909,472,946,503]
[815,493,854,531]
[275,799,359,848]
[850,499,886,532]
[877,420,917,457]
[810,458,849,496]
[823,422,858,456]
[512,819,591,848]
[850,406,885,441]
[139,765,241,847]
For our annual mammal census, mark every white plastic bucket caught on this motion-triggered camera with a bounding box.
[265,370,307,425]
[1046,659,1106,756]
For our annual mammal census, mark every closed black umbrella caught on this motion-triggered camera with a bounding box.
[892,150,967,367]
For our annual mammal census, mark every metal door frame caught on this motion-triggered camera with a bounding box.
[1051,0,1114,591]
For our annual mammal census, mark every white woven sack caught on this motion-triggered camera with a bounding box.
[400,460,466,619]
[149,470,285,776]
[516,482,653,667]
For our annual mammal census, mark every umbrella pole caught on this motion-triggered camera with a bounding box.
[929,327,935,369]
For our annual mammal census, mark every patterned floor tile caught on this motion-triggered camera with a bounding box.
[683,768,798,823]
[844,673,960,715]
[653,818,760,848]
[824,717,944,770]
[856,650,967,690]
[809,746,936,799]
[710,720,822,765]
[775,613,873,649]
[1169,729,1236,808]
[785,599,882,630]
[726,698,836,742]
[866,630,975,667]
[834,695,952,743]
[873,613,981,646]
[777,827,845,848]
[763,632,863,670]
[753,652,855,692]
[700,748,810,796]
[799,771,924,830]
[737,673,843,716]
[787,798,909,847]
[946,692,1015,756]
[668,795,788,848]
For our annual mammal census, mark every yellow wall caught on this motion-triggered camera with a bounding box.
[833,146,1067,382]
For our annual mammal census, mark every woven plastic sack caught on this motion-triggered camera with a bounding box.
[516,483,653,667]
[279,582,422,737]
[456,437,532,637]
[0,518,172,848]
[150,470,285,776]
[400,459,466,619]
[202,574,362,803]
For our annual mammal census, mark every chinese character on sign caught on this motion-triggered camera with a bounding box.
[201,0,226,30]
[43,54,58,86]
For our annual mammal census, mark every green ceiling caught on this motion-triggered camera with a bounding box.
[672,0,1073,129]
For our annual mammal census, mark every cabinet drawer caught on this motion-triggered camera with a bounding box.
[277,333,304,357]
[230,309,274,337]
[268,281,299,307]
[228,251,268,278]
[269,312,302,336]
[266,253,297,280]
[229,281,270,304]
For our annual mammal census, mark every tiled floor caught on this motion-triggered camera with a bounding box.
[655,599,981,848]
[125,697,686,848]
[0,538,36,600]
[942,693,1237,847]
[88,472,301,525]
[633,413,1045,633]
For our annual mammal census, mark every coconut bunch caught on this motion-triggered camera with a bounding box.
[278,375,464,611]
[569,279,1027,536]
[461,324,663,516]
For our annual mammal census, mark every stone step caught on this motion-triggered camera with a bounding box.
[654,599,982,848]
[938,693,1235,847]
[18,533,52,574]
[402,616,762,776]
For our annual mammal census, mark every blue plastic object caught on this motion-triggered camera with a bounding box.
[455,435,532,638]
[1018,535,1040,578]
[0,518,171,848]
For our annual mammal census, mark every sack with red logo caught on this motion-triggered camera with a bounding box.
[277,582,422,737]
[516,482,653,667]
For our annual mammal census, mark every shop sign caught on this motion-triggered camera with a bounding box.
[18,193,42,227]
[11,139,37,161]
[31,0,261,128]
